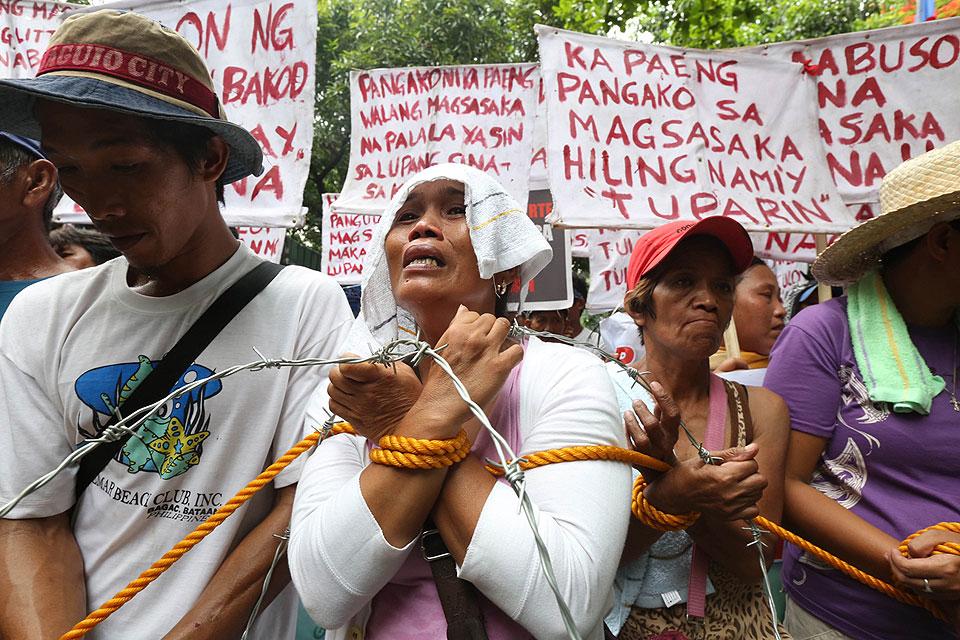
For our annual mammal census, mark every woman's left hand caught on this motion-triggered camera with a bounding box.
[888,529,960,601]
[625,379,680,467]
[327,354,423,442]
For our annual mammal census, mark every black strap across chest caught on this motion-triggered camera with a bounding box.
[74,260,285,498]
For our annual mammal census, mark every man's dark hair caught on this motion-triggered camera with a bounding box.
[49,224,121,265]
[144,120,226,204]
[0,137,62,231]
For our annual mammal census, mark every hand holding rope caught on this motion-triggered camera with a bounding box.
[10,326,954,639]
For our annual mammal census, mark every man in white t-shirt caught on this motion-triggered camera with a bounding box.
[0,11,351,640]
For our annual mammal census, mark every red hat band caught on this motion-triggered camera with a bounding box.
[38,43,219,119]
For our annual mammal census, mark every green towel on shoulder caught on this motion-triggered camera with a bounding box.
[847,271,946,415]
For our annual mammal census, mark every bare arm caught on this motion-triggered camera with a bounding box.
[783,430,898,582]
[163,485,296,640]
[685,388,789,582]
[0,512,87,640]
[429,448,497,561]
[622,385,787,581]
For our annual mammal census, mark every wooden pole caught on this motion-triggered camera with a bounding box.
[723,316,742,360]
[815,234,833,302]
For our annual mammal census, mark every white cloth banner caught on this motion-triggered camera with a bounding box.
[537,26,853,233]
[335,63,539,213]
[772,259,810,292]
[749,18,960,212]
[7,0,316,228]
[571,229,591,258]
[585,228,644,312]
[321,193,381,285]
[529,77,548,190]
[751,230,841,263]
[599,311,644,367]
[237,226,285,263]
[0,1,67,78]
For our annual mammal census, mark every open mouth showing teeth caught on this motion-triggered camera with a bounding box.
[408,257,444,267]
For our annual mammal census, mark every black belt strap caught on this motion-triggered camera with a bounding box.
[421,518,490,640]
[75,260,285,498]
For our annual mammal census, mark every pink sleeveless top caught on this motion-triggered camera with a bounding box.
[364,361,534,640]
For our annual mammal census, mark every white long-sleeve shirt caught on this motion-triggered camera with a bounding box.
[289,337,632,640]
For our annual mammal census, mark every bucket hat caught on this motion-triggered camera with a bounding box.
[0,9,262,184]
[813,140,960,286]
[625,218,754,290]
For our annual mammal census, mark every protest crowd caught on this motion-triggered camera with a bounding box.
[0,3,958,640]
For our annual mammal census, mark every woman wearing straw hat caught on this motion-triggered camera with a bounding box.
[766,141,960,639]
[288,164,632,640]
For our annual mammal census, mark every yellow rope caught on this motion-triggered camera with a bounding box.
[484,444,671,475]
[62,424,956,637]
[631,475,700,532]
[371,429,472,468]
[482,442,953,621]
[59,423,351,640]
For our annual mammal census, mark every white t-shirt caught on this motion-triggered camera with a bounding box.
[0,245,352,640]
[289,337,633,640]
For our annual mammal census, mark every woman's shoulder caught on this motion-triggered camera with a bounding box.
[741,383,789,440]
[520,337,625,446]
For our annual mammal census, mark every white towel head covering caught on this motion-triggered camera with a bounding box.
[347,163,552,354]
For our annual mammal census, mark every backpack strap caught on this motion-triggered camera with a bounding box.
[74,260,285,498]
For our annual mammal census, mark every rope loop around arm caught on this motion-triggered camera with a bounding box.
[630,474,700,532]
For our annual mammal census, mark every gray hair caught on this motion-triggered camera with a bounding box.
[0,138,63,230]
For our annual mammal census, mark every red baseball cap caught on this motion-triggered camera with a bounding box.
[625,218,754,290]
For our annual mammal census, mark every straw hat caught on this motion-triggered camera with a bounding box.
[813,140,960,285]
[0,10,262,184]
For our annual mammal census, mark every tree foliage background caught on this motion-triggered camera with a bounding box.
[301,0,918,246]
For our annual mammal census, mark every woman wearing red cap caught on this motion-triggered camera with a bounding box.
[604,218,791,639]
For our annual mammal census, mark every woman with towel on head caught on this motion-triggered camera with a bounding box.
[766,142,960,639]
[604,219,791,640]
[288,164,632,640]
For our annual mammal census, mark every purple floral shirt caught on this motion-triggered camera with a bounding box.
[765,297,959,640]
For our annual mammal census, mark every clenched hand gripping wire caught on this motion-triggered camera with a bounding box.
[510,323,959,627]
[1,339,585,640]
[509,323,786,639]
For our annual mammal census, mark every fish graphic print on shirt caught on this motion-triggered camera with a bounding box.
[74,356,223,480]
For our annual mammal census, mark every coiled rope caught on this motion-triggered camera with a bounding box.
[60,423,956,638]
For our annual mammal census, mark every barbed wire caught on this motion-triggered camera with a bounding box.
[0,336,583,640]
[4,321,781,640]
[509,322,782,639]
[507,323,713,459]
[0,353,386,519]
[240,528,289,640]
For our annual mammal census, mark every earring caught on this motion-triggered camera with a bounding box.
[495,280,509,297]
